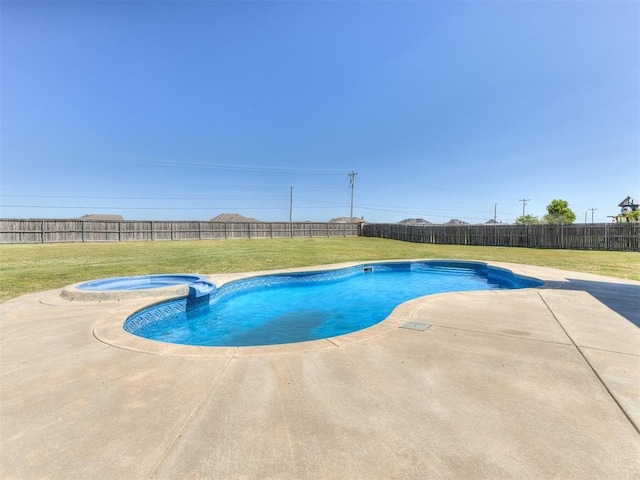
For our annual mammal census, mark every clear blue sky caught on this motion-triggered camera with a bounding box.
[2,0,638,224]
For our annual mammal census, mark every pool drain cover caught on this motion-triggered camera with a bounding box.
[400,322,431,331]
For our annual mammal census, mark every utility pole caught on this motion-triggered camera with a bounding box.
[519,198,530,218]
[289,186,293,222]
[493,203,498,244]
[588,207,597,224]
[348,171,358,220]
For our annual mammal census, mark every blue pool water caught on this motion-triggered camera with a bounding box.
[79,274,205,291]
[124,261,542,347]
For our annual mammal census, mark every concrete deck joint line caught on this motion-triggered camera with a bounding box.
[150,354,236,478]
[537,291,640,435]
[577,346,640,358]
[432,323,573,346]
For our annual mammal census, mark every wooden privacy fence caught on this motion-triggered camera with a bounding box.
[0,219,360,244]
[362,223,640,252]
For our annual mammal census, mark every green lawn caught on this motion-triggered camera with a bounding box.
[1,237,638,303]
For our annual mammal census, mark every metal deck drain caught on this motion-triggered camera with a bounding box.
[399,322,431,331]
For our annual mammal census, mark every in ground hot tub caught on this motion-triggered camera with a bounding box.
[78,274,203,291]
[61,274,215,301]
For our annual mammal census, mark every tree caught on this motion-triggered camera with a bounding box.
[514,214,541,225]
[543,199,576,224]
[625,210,640,222]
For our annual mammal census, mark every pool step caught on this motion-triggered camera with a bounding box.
[188,281,216,298]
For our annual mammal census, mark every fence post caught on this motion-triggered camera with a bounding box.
[82,221,85,242]
[41,220,45,243]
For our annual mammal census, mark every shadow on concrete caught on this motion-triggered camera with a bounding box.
[561,279,640,327]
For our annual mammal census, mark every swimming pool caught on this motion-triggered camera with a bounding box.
[124,261,542,347]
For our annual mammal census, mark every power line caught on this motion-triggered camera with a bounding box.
[101,157,345,175]
[353,201,513,215]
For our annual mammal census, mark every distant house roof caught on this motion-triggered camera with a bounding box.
[618,196,639,207]
[79,214,124,221]
[328,217,365,224]
[210,213,260,223]
[446,219,470,225]
[398,218,432,225]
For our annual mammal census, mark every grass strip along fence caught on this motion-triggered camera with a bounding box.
[1,237,639,303]
[362,223,640,252]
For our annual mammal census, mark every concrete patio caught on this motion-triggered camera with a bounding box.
[1,261,639,479]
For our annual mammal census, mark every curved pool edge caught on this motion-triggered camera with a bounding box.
[60,273,213,302]
[61,282,190,302]
[91,259,555,357]
[210,259,559,290]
